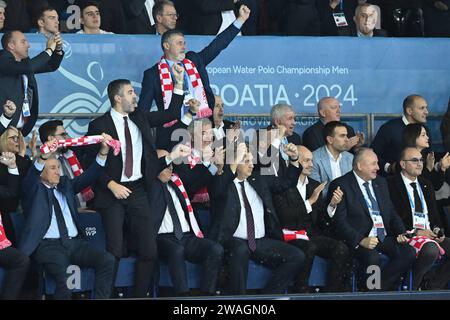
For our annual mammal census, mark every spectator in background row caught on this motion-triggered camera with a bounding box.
[0,31,64,137]
[302,97,362,153]
[371,94,429,176]
[440,98,450,153]
[36,6,60,38]
[0,0,6,31]
[123,0,156,34]
[151,0,178,35]
[353,3,387,36]
[2,0,30,32]
[283,0,321,36]
[76,1,113,34]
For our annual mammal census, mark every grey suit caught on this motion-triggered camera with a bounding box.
[311,146,353,197]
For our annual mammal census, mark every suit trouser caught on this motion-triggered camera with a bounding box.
[0,246,30,299]
[413,237,450,289]
[33,238,114,300]
[354,236,416,291]
[224,237,305,295]
[157,233,223,295]
[98,181,157,298]
[290,236,351,292]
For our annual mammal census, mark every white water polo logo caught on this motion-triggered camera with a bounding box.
[49,40,141,136]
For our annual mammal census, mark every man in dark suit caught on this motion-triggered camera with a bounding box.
[0,151,30,300]
[137,4,250,150]
[0,30,64,137]
[18,136,115,300]
[328,147,416,291]
[371,94,429,175]
[273,145,350,293]
[352,3,388,37]
[83,71,192,297]
[387,147,450,290]
[209,143,305,294]
[151,152,223,296]
[123,0,157,34]
[271,103,302,146]
[212,94,237,144]
[302,97,361,153]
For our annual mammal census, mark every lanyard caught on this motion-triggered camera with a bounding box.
[22,75,28,100]
[340,0,344,12]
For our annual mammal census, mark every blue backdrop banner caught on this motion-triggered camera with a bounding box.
[28,34,449,121]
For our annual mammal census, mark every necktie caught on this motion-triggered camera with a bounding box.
[49,188,70,242]
[163,184,183,240]
[239,181,257,251]
[363,182,385,242]
[123,116,133,178]
[410,182,424,213]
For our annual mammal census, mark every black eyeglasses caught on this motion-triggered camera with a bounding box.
[402,158,424,163]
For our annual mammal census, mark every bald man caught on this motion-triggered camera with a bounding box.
[273,145,350,293]
[302,97,362,152]
[328,147,416,291]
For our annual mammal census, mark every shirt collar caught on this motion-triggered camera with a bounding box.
[297,176,309,188]
[325,145,342,162]
[402,115,410,126]
[400,171,418,186]
[110,107,128,122]
[214,121,225,130]
[353,170,371,188]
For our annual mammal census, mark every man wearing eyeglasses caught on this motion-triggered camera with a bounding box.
[387,147,450,290]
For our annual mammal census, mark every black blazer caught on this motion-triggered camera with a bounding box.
[302,120,356,152]
[208,164,301,244]
[149,179,194,235]
[18,161,103,256]
[122,0,155,34]
[0,164,20,244]
[0,155,31,213]
[371,117,406,173]
[387,174,443,231]
[83,93,184,209]
[0,49,64,137]
[272,177,331,237]
[328,171,406,249]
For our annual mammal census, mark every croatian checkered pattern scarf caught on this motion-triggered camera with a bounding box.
[170,173,204,238]
[408,235,445,257]
[282,228,310,242]
[158,56,212,128]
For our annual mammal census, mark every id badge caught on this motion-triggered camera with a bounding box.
[333,12,349,27]
[22,100,31,117]
[413,211,426,230]
[371,210,384,228]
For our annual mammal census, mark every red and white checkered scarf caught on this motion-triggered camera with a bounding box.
[40,135,121,202]
[40,135,121,156]
[0,213,12,250]
[170,173,204,238]
[187,150,210,204]
[407,235,446,257]
[282,228,310,242]
[158,56,212,128]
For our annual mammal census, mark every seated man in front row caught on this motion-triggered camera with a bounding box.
[328,147,416,291]
[18,134,115,299]
[209,143,305,295]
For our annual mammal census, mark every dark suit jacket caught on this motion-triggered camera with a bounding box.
[208,164,301,244]
[272,177,332,237]
[0,155,31,213]
[18,160,103,256]
[387,174,443,231]
[122,0,155,34]
[0,165,20,213]
[351,28,388,37]
[328,171,406,249]
[150,179,194,235]
[302,120,356,152]
[83,93,184,209]
[316,0,357,36]
[0,49,64,137]
[371,117,406,173]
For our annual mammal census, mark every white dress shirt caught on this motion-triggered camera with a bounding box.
[325,146,342,180]
[353,171,385,237]
[110,108,143,182]
[296,177,312,214]
[145,0,155,26]
[400,172,430,230]
[213,121,226,141]
[233,178,265,240]
[158,184,191,234]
